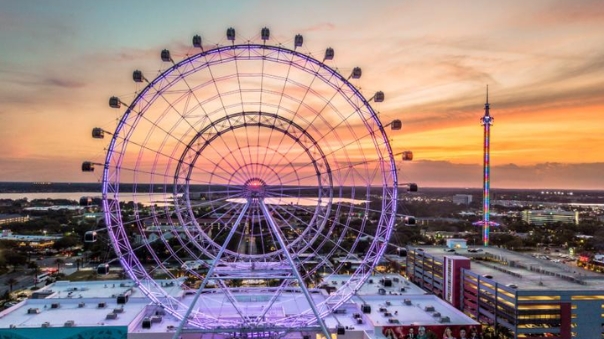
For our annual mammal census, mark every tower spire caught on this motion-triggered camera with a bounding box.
[480,85,494,246]
[485,85,490,116]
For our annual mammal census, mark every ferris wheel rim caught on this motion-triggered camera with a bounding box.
[100,40,399,329]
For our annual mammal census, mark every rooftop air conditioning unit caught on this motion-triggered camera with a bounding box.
[106,312,118,320]
[51,303,60,309]
[404,299,412,305]
[142,317,151,329]
[64,320,75,327]
[41,322,50,328]
[424,305,435,312]
[440,316,451,323]
[27,308,40,314]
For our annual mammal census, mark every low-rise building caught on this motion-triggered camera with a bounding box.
[0,275,480,339]
[407,245,604,339]
[521,209,579,225]
[0,214,29,225]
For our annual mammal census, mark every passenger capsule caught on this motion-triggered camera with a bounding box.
[401,151,413,161]
[84,231,97,243]
[79,196,92,206]
[391,119,402,130]
[109,96,121,109]
[324,48,334,61]
[97,263,110,275]
[261,27,270,41]
[374,91,385,102]
[351,67,362,79]
[192,35,202,48]
[133,70,145,83]
[294,34,303,48]
[408,183,418,192]
[81,161,95,172]
[405,216,416,226]
[226,27,236,41]
[161,49,171,62]
[92,128,104,139]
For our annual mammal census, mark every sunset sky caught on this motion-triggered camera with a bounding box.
[1,0,603,190]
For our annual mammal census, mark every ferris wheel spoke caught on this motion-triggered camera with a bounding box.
[259,49,297,179]
[203,50,257,184]
[262,55,322,172]
[266,204,330,267]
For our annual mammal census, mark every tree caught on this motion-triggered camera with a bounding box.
[54,258,65,272]
[5,278,17,293]
[3,251,28,269]
[52,235,82,250]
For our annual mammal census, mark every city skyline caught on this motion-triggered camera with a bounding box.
[1,1,603,190]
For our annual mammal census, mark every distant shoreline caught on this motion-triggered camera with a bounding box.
[0,181,601,193]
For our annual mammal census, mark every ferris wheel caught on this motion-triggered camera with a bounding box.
[83,27,408,337]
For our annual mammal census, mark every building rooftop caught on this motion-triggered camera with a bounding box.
[351,294,477,328]
[409,245,604,291]
[0,274,479,336]
[44,279,183,299]
[0,297,150,329]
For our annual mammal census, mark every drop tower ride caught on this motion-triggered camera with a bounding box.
[480,87,494,246]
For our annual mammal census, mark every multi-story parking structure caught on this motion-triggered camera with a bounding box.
[406,245,604,339]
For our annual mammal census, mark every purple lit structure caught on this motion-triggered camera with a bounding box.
[86,28,403,338]
[476,87,497,246]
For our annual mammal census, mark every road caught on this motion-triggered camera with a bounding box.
[0,255,82,296]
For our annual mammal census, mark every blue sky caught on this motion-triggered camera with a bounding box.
[1,0,603,189]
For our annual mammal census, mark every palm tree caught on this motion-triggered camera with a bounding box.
[32,264,41,287]
[75,258,82,271]
[5,278,17,293]
[54,258,65,272]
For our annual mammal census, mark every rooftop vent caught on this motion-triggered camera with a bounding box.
[117,294,128,304]
[424,305,435,312]
[432,312,441,318]
[114,307,124,313]
[78,302,85,308]
[440,316,451,323]
[64,320,75,327]
[41,322,51,328]
[142,317,151,329]
[27,308,40,314]
[97,302,106,308]
[51,303,60,309]
[106,312,118,320]
[404,299,412,305]
[9,325,16,329]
